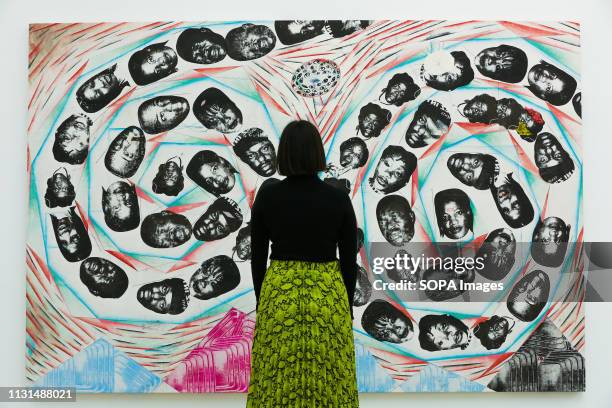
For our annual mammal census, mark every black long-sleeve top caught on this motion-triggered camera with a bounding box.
[250,174,358,320]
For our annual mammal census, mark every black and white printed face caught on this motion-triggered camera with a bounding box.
[204,103,241,133]
[440,199,470,239]
[420,51,471,91]
[528,64,565,99]
[193,158,236,194]
[55,115,92,164]
[235,234,251,260]
[378,207,415,246]
[474,44,528,83]
[494,183,522,222]
[129,43,178,85]
[189,37,226,63]
[80,257,128,298]
[50,208,91,262]
[339,142,366,169]
[275,20,325,45]
[425,320,469,350]
[105,127,146,178]
[138,96,189,134]
[136,278,188,314]
[140,211,192,248]
[405,106,450,147]
[372,153,408,192]
[76,66,127,112]
[226,24,276,61]
[242,139,276,176]
[476,228,516,280]
[45,168,75,207]
[359,112,385,138]
[508,270,549,321]
[193,209,235,241]
[54,216,81,255]
[534,133,566,170]
[177,28,228,64]
[102,181,139,231]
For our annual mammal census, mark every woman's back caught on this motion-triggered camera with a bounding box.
[250,173,358,313]
[255,174,352,260]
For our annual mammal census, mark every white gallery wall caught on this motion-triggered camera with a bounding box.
[1,0,611,406]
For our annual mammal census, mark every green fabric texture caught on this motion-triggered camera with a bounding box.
[246,259,359,407]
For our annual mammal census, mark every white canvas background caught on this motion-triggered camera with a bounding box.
[1,0,611,406]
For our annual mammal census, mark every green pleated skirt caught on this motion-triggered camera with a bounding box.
[246,259,359,408]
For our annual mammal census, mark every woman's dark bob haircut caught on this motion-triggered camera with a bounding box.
[277,120,327,176]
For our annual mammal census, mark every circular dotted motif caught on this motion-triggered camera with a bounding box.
[291,59,340,97]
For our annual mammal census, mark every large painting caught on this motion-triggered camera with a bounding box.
[26,20,583,393]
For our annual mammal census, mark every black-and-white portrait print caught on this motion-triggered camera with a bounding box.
[102,180,140,232]
[354,265,372,307]
[137,95,190,134]
[44,167,76,208]
[531,217,571,268]
[527,60,578,106]
[225,23,277,61]
[189,254,241,300]
[447,152,499,190]
[434,188,473,240]
[325,20,370,38]
[368,145,417,194]
[152,157,185,196]
[375,194,416,246]
[193,196,243,241]
[323,177,351,195]
[473,315,516,350]
[356,102,392,139]
[474,44,528,83]
[274,20,326,46]
[140,210,192,248]
[507,269,550,322]
[361,299,413,343]
[127,42,178,86]
[136,277,190,315]
[52,114,92,165]
[192,87,243,133]
[186,150,238,197]
[386,249,421,284]
[378,72,421,107]
[418,313,471,352]
[534,132,575,183]
[490,173,534,229]
[79,257,129,299]
[176,27,228,64]
[458,93,498,124]
[75,64,129,113]
[405,100,451,148]
[50,206,92,263]
[232,127,277,176]
[495,97,523,129]
[572,92,582,118]
[420,50,474,91]
[422,256,475,302]
[325,137,369,179]
[232,221,251,261]
[475,228,516,281]
[104,126,146,178]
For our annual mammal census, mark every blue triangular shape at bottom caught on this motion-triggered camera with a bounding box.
[34,338,161,393]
